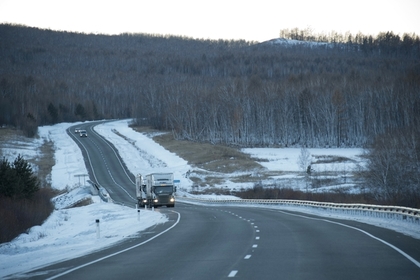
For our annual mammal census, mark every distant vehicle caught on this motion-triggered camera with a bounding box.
[79,130,87,137]
[75,128,81,133]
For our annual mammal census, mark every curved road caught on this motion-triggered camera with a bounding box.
[67,121,137,206]
[22,121,420,279]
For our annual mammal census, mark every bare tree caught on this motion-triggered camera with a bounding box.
[297,147,312,172]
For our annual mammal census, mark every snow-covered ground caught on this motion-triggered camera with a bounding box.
[93,121,193,191]
[1,119,418,278]
[243,147,362,172]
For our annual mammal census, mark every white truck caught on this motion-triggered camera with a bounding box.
[136,173,176,208]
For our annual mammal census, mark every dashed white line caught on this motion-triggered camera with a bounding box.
[228,270,238,277]
[244,255,252,259]
[256,236,260,240]
[252,244,258,248]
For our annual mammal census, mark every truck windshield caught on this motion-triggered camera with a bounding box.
[154,186,173,194]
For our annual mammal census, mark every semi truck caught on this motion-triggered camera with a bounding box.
[136,173,176,208]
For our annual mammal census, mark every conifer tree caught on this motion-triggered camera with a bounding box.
[0,155,40,199]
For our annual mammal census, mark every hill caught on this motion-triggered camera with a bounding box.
[1,24,419,148]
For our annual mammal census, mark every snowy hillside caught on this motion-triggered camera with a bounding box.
[0,120,418,278]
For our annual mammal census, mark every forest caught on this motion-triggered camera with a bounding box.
[1,24,419,148]
[1,24,420,207]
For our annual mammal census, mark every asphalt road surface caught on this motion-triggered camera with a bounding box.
[68,121,137,206]
[20,121,420,279]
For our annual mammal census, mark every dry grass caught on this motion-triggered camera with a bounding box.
[0,127,26,156]
[130,126,372,202]
[131,126,360,191]
[312,155,354,164]
[151,131,263,173]
[32,139,55,188]
[132,126,266,188]
[0,188,58,243]
[1,127,55,188]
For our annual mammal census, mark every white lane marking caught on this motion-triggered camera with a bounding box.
[46,211,181,279]
[256,230,260,232]
[276,210,420,269]
[256,236,260,240]
[252,244,258,248]
[244,255,252,259]
[228,270,238,277]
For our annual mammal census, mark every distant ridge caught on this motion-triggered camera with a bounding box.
[260,38,332,48]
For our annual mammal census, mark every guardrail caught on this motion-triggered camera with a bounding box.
[178,197,420,225]
[88,180,111,203]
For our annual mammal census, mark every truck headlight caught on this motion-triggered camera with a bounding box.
[170,197,175,202]
[153,199,158,203]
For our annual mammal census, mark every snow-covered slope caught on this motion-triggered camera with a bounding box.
[0,120,418,277]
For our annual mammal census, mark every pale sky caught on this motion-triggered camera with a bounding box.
[0,0,419,42]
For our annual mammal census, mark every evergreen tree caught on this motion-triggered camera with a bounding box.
[47,102,59,124]
[13,155,40,199]
[0,155,40,199]
[0,158,17,197]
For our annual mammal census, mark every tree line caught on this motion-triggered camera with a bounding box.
[1,24,418,148]
[362,126,420,207]
[279,27,420,57]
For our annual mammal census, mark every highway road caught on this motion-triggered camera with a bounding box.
[25,121,420,279]
[67,121,137,206]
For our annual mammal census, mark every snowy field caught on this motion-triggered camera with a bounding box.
[0,119,418,278]
[243,147,362,172]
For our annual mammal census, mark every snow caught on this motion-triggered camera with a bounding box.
[1,120,419,278]
[94,120,191,187]
[38,123,89,191]
[242,148,363,172]
[263,38,332,48]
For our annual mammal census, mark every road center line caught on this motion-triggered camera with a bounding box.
[228,270,238,277]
